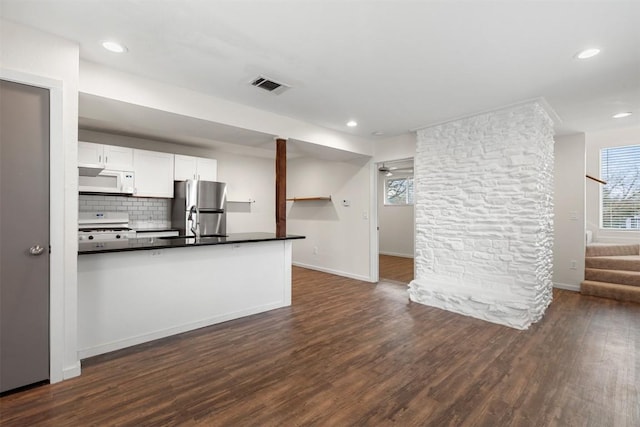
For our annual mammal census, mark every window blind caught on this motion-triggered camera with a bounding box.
[384,177,414,205]
[600,144,640,229]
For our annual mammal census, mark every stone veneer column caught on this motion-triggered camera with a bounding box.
[408,102,554,330]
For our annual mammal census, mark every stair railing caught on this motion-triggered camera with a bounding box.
[586,174,607,185]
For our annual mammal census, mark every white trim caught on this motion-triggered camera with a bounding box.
[553,282,581,292]
[379,251,414,258]
[593,230,640,244]
[369,161,379,282]
[293,262,373,283]
[0,69,69,383]
[63,362,81,380]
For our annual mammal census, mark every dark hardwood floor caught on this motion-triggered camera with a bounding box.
[1,267,639,426]
[379,254,414,284]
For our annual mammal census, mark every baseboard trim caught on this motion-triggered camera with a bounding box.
[292,262,373,282]
[553,282,581,292]
[379,251,414,259]
[62,361,81,381]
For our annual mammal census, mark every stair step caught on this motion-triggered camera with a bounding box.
[586,244,639,257]
[585,268,640,287]
[585,255,640,272]
[581,280,640,304]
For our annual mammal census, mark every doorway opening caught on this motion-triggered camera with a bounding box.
[376,157,415,284]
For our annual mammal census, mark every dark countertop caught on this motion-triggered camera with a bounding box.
[134,228,181,233]
[78,232,305,255]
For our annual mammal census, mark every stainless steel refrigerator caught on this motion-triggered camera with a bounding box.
[172,180,227,237]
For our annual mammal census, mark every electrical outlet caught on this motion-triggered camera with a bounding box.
[150,250,163,257]
[313,246,318,255]
[570,260,577,270]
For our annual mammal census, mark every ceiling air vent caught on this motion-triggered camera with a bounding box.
[250,75,291,95]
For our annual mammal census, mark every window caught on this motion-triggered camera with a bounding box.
[384,176,414,205]
[600,144,640,229]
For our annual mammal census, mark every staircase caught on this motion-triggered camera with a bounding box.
[581,243,640,303]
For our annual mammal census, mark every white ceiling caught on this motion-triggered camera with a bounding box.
[2,0,639,148]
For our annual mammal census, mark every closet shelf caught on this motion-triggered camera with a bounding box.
[227,198,255,203]
[286,196,332,202]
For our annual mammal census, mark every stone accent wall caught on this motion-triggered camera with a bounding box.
[408,102,554,330]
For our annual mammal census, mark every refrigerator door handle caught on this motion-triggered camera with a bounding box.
[188,205,200,237]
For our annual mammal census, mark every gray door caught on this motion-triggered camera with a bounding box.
[0,80,50,393]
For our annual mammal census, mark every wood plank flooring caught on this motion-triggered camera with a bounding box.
[1,266,639,426]
[379,254,414,283]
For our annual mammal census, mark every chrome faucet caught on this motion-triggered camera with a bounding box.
[188,205,200,238]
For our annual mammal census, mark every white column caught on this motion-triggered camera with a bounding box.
[409,102,555,330]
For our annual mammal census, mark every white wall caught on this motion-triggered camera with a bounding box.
[409,102,555,330]
[79,129,276,233]
[218,151,276,233]
[377,171,414,257]
[1,20,80,381]
[373,133,416,163]
[553,134,586,291]
[586,126,640,243]
[287,157,372,281]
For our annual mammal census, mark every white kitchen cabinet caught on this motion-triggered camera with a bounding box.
[133,149,175,198]
[103,145,134,170]
[78,141,103,165]
[174,154,217,181]
[78,239,293,358]
[197,157,218,181]
[78,141,133,171]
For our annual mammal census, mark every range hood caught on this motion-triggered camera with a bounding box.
[78,163,105,177]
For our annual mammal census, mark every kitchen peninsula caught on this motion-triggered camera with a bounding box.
[77,233,304,359]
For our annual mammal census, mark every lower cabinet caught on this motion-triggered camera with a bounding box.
[77,240,293,358]
[133,149,175,198]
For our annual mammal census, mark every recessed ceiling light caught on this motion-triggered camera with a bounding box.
[575,48,600,59]
[612,112,632,119]
[102,41,127,53]
[346,120,358,127]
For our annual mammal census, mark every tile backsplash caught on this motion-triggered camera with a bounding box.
[79,194,171,228]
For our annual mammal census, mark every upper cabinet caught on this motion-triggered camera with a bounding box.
[133,149,175,198]
[104,145,134,171]
[78,141,133,171]
[78,141,102,165]
[78,142,218,198]
[174,155,217,181]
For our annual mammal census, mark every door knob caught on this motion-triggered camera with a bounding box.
[29,245,45,256]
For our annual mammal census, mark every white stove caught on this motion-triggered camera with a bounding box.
[78,212,136,242]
